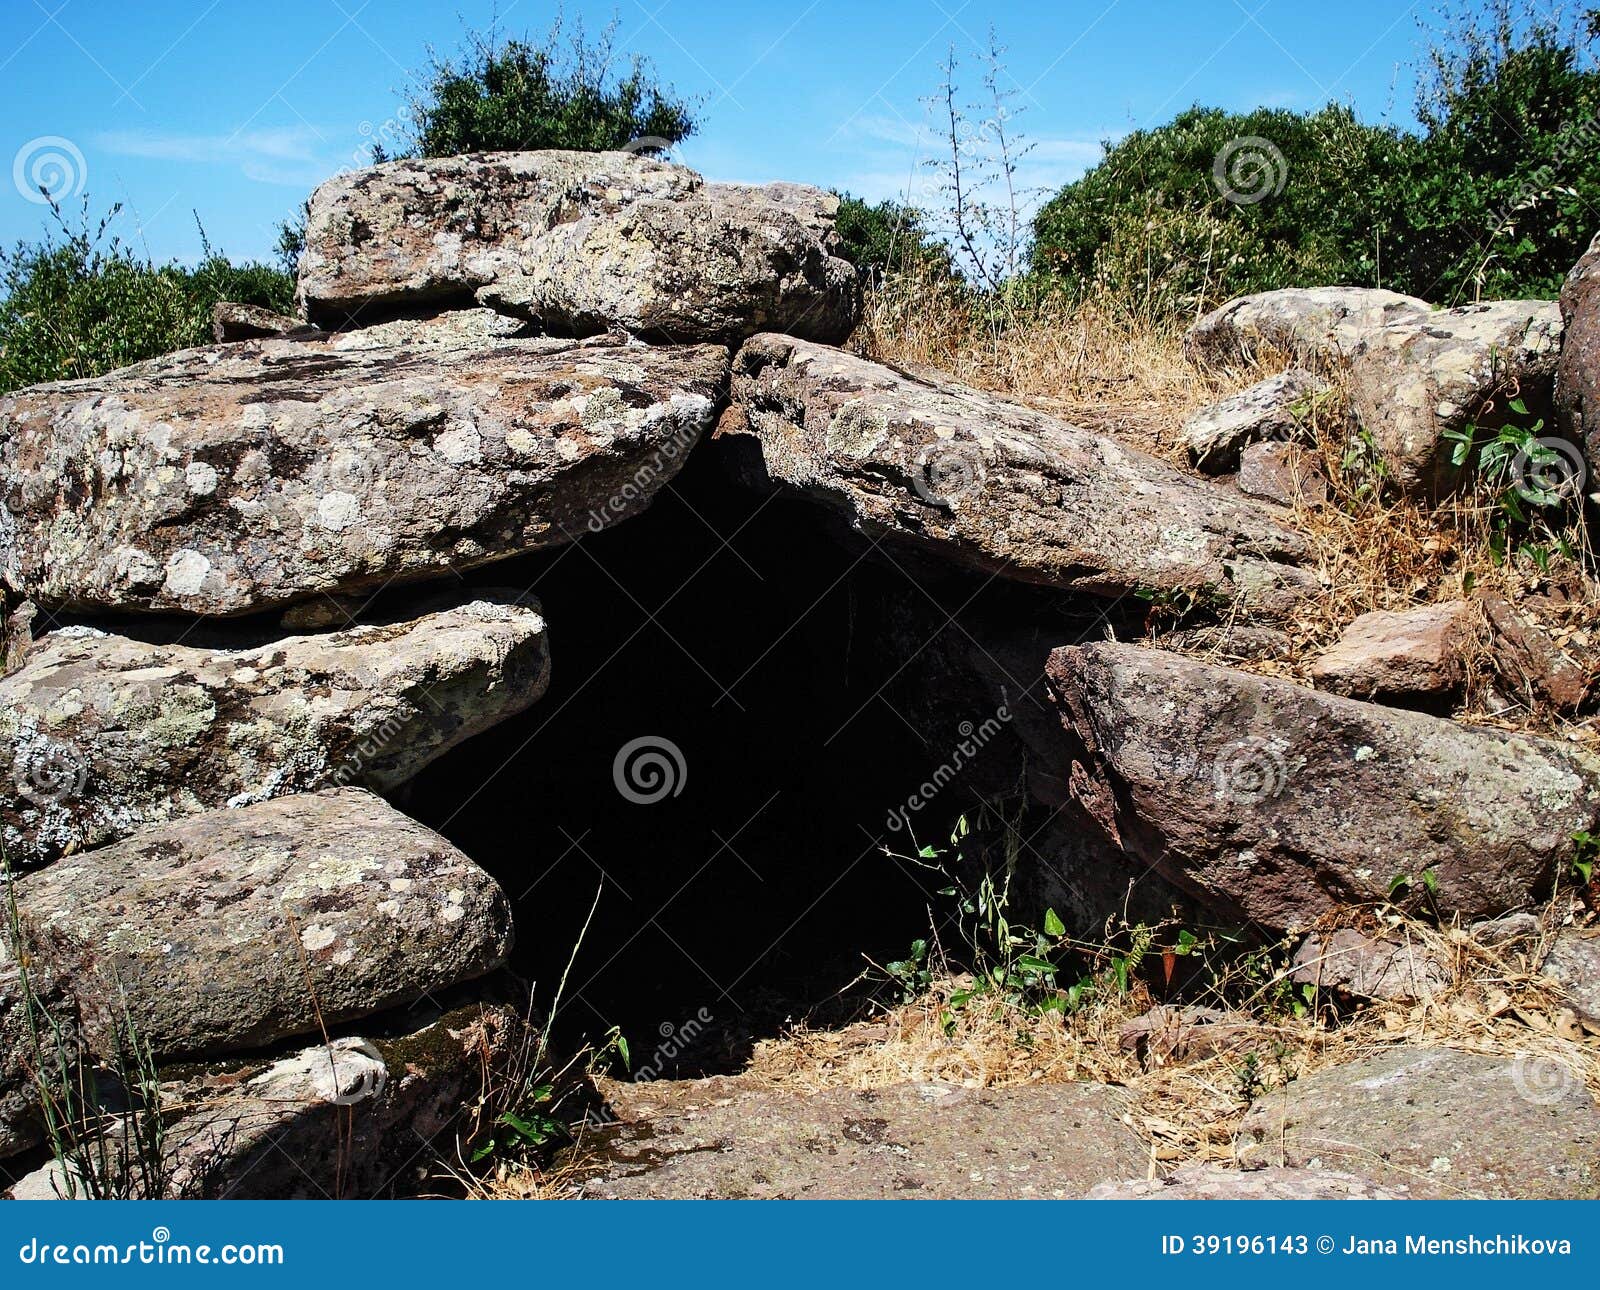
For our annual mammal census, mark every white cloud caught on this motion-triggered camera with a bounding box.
[95,126,339,187]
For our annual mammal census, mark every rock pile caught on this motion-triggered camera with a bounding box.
[1,148,1597,1199]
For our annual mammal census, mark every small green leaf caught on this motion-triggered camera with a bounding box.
[1043,907,1066,938]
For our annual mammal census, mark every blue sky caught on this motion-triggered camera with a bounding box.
[0,0,1435,265]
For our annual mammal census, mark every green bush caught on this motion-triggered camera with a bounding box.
[831,194,953,283]
[1030,2,1600,314]
[404,17,696,156]
[0,202,293,395]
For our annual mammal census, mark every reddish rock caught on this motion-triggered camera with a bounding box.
[1237,440,1329,507]
[1481,596,1591,712]
[1309,602,1471,703]
[1290,928,1450,1002]
[1557,231,1600,481]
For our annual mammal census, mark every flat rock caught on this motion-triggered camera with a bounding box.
[1185,287,1430,371]
[1347,300,1564,496]
[1182,369,1328,471]
[1290,929,1449,1002]
[1309,601,1470,704]
[1557,231,1600,480]
[1236,1048,1600,1198]
[1541,928,1600,1027]
[578,1080,1144,1199]
[211,301,310,343]
[12,788,513,1060]
[324,306,536,350]
[8,1003,516,1198]
[1236,440,1328,507]
[0,592,549,867]
[1088,1163,1404,1199]
[297,151,859,345]
[0,336,726,616]
[721,334,1316,617]
[1047,641,1600,928]
[1117,1004,1265,1069]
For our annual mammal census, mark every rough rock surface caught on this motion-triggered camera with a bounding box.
[1182,369,1327,471]
[8,1004,515,1199]
[578,1079,1145,1199]
[1289,929,1449,1002]
[1088,1163,1404,1200]
[721,335,1316,615]
[1557,232,1600,476]
[1309,602,1470,704]
[1046,642,1600,928]
[1347,300,1564,495]
[0,592,550,867]
[1236,1048,1600,1198]
[1,950,78,1161]
[1185,287,1430,371]
[0,336,727,615]
[1117,1005,1265,1069]
[211,301,309,343]
[1236,440,1327,508]
[297,152,859,344]
[1482,596,1590,711]
[12,789,513,1060]
[324,306,535,350]
[1542,928,1600,1027]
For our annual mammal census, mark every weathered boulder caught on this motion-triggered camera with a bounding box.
[720,335,1316,616]
[1309,601,1471,704]
[1185,287,1430,371]
[1541,928,1600,1028]
[1117,1004,1266,1070]
[1181,369,1327,471]
[0,592,550,867]
[1346,299,1564,495]
[8,1003,517,1199]
[1236,440,1328,508]
[296,152,859,345]
[324,306,535,350]
[0,335,726,615]
[1,949,79,1161]
[1088,1163,1404,1200]
[578,1079,1145,1199]
[1236,1048,1600,1198]
[211,301,310,343]
[1046,642,1600,928]
[12,789,513,1060]
[1289,928,1449,1003]
[1557,232,1600,478]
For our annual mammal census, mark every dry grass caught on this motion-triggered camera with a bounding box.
[744,898,1600,1172]
[859,273,1597,747]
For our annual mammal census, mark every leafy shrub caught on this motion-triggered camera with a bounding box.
[404,16,697,156]
[831,194,954,283]
[1030,2,1600,314]
[0,201,293,395]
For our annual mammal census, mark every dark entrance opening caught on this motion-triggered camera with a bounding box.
[405,444,957,1074]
